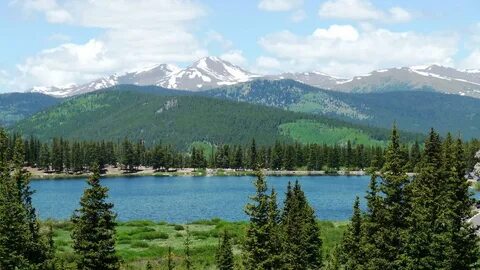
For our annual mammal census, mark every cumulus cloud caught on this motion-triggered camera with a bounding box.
[258,0,303,11]
[458,23,480,70]
[254,56,283,74]
[318,0,412,23]
[257,25,457,77]
[220,50,248,67]
[11,0,208,89]
[205,31,234,50]
[14,0,73,23]
[460,50,480,70]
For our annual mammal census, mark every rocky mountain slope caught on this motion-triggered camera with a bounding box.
[29,56,480,98]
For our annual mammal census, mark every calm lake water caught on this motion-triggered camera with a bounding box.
[31,175,371,223]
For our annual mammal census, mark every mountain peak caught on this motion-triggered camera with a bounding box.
[156,56,256,90]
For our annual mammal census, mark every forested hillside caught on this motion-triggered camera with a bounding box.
[13,89,414,149]
[0,92,60,126]
[203,79,480,139]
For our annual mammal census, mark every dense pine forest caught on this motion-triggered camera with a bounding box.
[12,90,422,148]
[2,130,478,175]
[0,126,479,269]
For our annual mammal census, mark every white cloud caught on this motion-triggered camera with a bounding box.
[318,0,411,23]
[389,7,412,23]
[459,23,480,70]
[14,0,73,23]
[258,0,303,12]
[258,25,457,77]
[312,25,359,41]
[220,50,248,67]
[14,39,116,88]
[460,50,480,70]
[205,31,233,50]
[254,56,282,74]
[11,0,208,89]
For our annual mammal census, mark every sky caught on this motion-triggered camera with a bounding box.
[1,0,480,92]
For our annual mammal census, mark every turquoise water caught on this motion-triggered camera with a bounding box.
[30,175,371,222]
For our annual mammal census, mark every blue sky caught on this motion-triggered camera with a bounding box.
[1,0,480,91]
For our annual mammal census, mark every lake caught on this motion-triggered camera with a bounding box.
[31,175,371,223]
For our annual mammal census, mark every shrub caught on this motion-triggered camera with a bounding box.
[174,225,185,231]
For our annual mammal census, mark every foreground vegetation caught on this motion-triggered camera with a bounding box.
[1,125,480,269]
[46,219,346,269]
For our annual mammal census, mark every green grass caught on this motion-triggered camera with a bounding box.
[280,120,385,146]
[46,218,346,270]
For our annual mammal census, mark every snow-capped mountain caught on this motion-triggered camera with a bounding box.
[157,56,257,90]
[31,57,257,97]
[267,65,480,98]
[30,57,480,99]
[330,65,480,97]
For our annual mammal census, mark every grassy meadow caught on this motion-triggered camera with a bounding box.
[47,219,347,270]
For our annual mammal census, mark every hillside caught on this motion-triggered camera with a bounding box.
[0,92,61,126]
[203,79,480,139]
[13,88,405,148]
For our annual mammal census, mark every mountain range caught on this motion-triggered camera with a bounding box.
[15,88,403,148]
[30,57,480,98]
[202,79,480,139]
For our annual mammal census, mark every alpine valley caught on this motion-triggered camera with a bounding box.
[3,57,480,145]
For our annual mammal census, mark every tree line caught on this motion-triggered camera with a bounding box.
[4,133,480,174]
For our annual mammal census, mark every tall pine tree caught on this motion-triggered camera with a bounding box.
[71,164,119,270]
[216,229,234,270]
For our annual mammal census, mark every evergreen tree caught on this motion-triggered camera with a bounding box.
[360,175,383,269]
[13,139,49,267]
[243,171,273,269]
[404,129,444,269]
[324,245,341,270]
[51,138,63,172]
[265,188,283,268]
[121,138,135,172]
[0,135,49,269]
[284,144,296,170]
[249,138,258,169]
[371,125,410,269]
[234,145,244,169]
[216,229,234,270]
[281,181,322,269]
[71,165,119,270]
[0,132,30,269]
[39,143,51,171]
[271,141,283,170]
[444,138,480,269]
[407,141,421,172]
[340,196,363,269]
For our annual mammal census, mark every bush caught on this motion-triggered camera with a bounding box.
[174,224,185,231]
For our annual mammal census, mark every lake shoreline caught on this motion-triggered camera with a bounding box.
[27,166,368,180]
